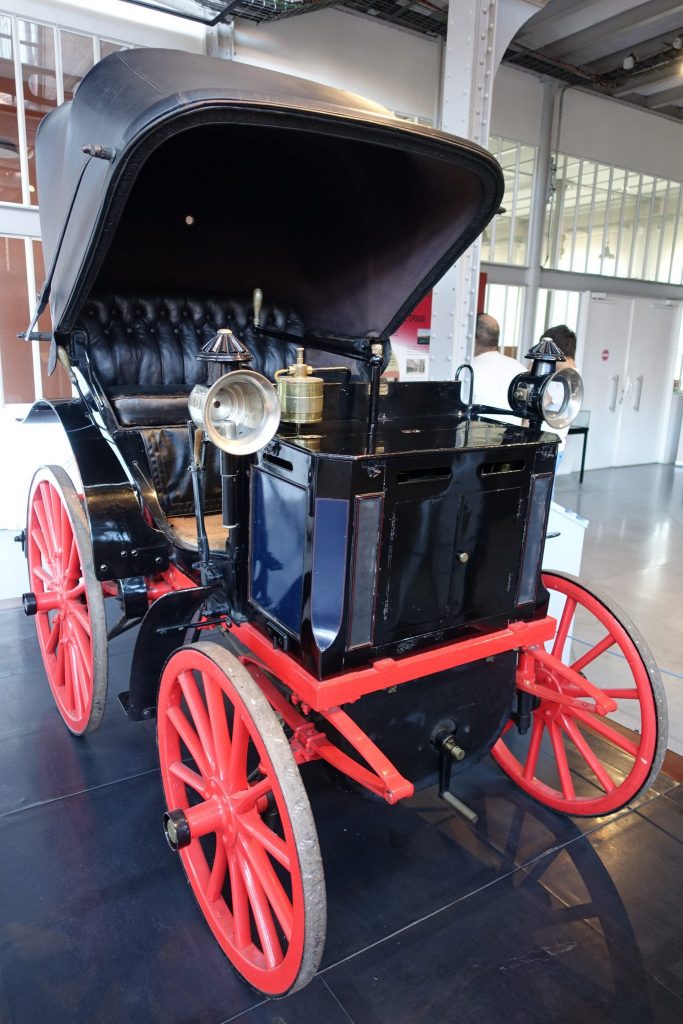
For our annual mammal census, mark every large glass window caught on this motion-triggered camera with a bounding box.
[481,137,536,267]
[0,14,131,210]
[534,289,581,353]
[483,283,525,357]
[0,15,21,204]
[547,152,683,285]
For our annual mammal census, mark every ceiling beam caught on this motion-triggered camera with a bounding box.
[518,0,642,47]
[542,0,683,61]
[645,83,683,107]
[613,57,683,94]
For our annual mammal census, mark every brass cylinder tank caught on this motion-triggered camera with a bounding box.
[275,348,324,423]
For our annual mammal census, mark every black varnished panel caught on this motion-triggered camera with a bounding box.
[0,773,260,1024]
[323,871,683,1024]
[526,806,683,1002]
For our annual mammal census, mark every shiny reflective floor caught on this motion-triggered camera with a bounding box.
[1,601,683,1024]
[555,464,683,755]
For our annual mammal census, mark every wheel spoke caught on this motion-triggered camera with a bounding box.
[571,632,616,674]
[30,527,48,562]
[178,670,216,775]
[59,504,71,573]
[599,689,640,700]
[166,705,213,778]
[560,713,616,794]
[548,720,575,800]
[240,811,291,872]
[69,643,85,719]
[55,638,66,689]
[168,760,208,798]
[69,612,92,676]
[46,618,61,654]
[227,847,251,950]
[33,565,54,587]
[240,834,294,942]
[38,486,58,555]
[232,775,274,815]
[203,671,232,781]
[571,707,640,758]
[65,533,80,583]
[229,712,250,789]
[522,715,545,781]
[237,844,283,967]
[552,597,576,658]
[206,837,228,904]
[71,635,93,713]
[62,642,76,713]
[49,485,64,554]
[70,602,91,637]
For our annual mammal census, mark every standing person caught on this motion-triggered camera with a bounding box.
[540,324,577,368]
[471,313,527,418]
[536,324,580,460]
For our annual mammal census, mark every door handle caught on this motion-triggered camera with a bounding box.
[633,375,643,412]
[609,374,620,412]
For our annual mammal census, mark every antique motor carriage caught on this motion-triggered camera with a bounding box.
[20,49,667,997]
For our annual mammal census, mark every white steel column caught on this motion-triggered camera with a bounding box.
[519,78,558,350]
[430,0,546,378]
[429,1,497,380]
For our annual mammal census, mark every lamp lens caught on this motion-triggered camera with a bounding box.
[541,367,583,429]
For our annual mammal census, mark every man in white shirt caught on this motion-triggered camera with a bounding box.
[471,313,527,423]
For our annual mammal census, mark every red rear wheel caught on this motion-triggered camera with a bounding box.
[26,466,107,734]
[157,641,326,996]
[491,572,667,817]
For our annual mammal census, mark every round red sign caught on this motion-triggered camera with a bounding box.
[601,349,609,362]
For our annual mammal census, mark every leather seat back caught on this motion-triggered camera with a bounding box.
[78,294,305,395]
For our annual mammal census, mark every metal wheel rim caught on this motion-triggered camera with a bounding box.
[491,571,667,817]
[157,641,326,996]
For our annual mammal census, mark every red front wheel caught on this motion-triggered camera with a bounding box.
[157,642,326,996]
[491,572,667,817]
[26,466,108,734]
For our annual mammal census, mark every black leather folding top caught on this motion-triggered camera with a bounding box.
[77,294,305,426]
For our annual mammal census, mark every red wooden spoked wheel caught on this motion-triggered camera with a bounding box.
[157,641,326,996]
[26,466,108,734]
[491,571,667,817]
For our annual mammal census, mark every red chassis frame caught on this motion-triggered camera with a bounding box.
[110,568,565,805]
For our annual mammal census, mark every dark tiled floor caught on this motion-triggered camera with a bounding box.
[1,606,682,1024]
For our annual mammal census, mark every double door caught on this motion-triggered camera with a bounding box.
[579,294,681,470]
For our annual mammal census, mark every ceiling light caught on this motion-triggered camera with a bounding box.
[622,53,636,70]
[672,36,682,50]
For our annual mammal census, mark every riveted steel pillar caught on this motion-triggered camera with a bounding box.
[429,0,545,377]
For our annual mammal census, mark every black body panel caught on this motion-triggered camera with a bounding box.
[248,382,557,678]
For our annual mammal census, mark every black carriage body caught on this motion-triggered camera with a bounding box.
[248,381,556,678]
[30,47,556,722]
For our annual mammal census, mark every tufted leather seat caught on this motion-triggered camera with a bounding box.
[77,295,305,426]
[74,295,315,519]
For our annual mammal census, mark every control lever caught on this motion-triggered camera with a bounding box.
[253,287,263,328]
[433,726,478,824]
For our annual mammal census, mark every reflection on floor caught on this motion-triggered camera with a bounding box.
[1,605,682,1024]
[555,464,683,755]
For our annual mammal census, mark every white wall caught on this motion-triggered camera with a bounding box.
[560,89,683,183]
[14,0,205,50]
[490,64,545,145]
[490,64,683,183]
[233,11,441,123]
